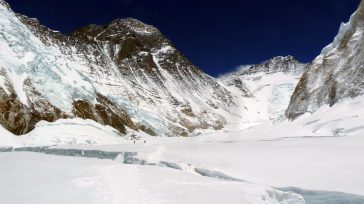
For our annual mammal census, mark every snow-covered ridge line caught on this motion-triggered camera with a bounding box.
[0,0,10,10]
[219,55,305,78]
[321,0,364,54]
[111,18,159,35]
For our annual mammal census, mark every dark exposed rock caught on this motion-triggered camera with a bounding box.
[239,56,304,76]
[72,93,136,134]
[136,124,157,136]
[0,79,67,135]
[180,105,196,117]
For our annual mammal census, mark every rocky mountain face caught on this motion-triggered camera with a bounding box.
[0,1,136,135]
[219,56,305,124]
[237,56,304,76]
[286,0,364,119]
[0,0,235,136]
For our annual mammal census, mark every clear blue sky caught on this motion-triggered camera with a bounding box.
[7,0,361,76]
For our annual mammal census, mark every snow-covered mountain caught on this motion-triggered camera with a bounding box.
[2,1,364,202]
[1,0,363,140]
[0,0,236,137]
[286,0,364,119]
[219,56,305,127]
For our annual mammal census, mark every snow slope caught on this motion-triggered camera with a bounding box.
[0,118,142,147]
[230,94,364,138]
[20,119,137,146]
[0,127,19,147]
[219,56,305,129]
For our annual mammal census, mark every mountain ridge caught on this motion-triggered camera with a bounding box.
[0,0,236,136]
[1,0,363,138]
[286,0,364,119]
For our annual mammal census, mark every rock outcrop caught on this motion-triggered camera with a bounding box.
[286,1,364,119]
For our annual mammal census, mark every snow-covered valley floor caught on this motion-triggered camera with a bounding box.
[1,128,364,203]
[0,151,305,204]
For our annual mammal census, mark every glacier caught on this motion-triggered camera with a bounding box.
[0,3,97,111]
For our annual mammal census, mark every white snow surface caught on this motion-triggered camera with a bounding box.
[0,118,138,147]
[0,152,304,204]
[0,126,19,147]
[20,118,134,146]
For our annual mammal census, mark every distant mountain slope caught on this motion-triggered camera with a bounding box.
[0,0,235,136]
[219,56,305,126]
[286,0,364,119]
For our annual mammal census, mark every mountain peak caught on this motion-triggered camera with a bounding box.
[0,0,10,10]
[109,18,159,35]
[0,1,233,136]
[321,0,364,55]
[352,0,364,27]
[266,55,298,62]
[69,17,160,42]
[262,55,300,66]
[236,55,304,75]
[357,0,364,14]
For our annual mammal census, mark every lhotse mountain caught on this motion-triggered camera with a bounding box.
[219,56,305,126]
